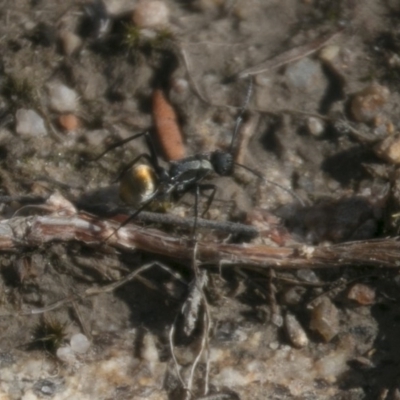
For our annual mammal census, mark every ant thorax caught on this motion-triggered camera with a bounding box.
[168,155,214,193]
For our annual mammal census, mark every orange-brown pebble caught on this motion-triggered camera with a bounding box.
[347,283,375,305]
[58,114,79,131]
[386,121,395,135]
[350,83,390,123]
[152,89,185,161]
[309,297,339,342]
[375,135,400,165]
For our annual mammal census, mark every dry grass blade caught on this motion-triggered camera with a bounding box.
[15,261,185,317]
[182,271,208,336]
[237,29,343,79]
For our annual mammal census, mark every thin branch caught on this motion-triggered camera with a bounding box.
[78,204,259,239]
[169,316,190,395]
[1,212,400,269]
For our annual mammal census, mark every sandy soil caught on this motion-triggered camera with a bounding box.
[0,1,400,399]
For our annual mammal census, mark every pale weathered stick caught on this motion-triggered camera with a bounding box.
[1,212,400,269]
[237,29,343,79]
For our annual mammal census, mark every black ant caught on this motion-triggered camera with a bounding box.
[94,81,303,236]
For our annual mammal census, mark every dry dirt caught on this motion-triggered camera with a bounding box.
[0,1,400,399]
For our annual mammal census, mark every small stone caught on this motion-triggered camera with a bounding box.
[375,135,400,165]
[350,83,390,123]
[285,313,309,348]
[105,0,135,14]
[34,380,57,396]
[170,77,189,96]
[271,312,283,328]
[315,351,348,383]
[306,117,325,136]
[269,341,279,350]
[59,30,82,56]
[140,333,159,363]
[133,1,170,28]
[388,53,400,68]
[297,269,320,284]
[282,286,306,305]
[70,333,90,354]
[285,58,325,93]
[58,114,80,131]
[319,45,340,62]
[15,109,47,137]
[347,283,375,305]
[56,346,77,364]
[47,82,78,113]
[310,297,339,342]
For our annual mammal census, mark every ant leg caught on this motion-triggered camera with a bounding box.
[198,184,217,218]
[192,184,200,240]
[105,187,161,241]
[92,131,147,161]
[114,153,154,183]
[143,130,163,174]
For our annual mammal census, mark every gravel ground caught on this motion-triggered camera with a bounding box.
[0,1,400,399]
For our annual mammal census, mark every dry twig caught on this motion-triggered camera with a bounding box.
[2,212,400,270]
[237,29,343,79]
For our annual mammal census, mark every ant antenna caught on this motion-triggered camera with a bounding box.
[93,131,164,177]
[92,132,147,161]
[229,78,253,154]
[227,80,304,206]
[235,162,305,206]
[104,187,162,241]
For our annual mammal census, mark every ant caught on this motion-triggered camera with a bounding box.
[94,80,303,236]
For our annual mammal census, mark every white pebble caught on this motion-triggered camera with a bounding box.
[47,82,78,112]
[141,333,159,363]
[70,333,90,354]
[307,117,325,136]
[15,109,47,137]
[271,312,283,327]
[319,45,340,62]
[133,1,170,28]
[297,268,320,283]
[285,58,324,91]
[56,346,77,364]
[285,313,309,348]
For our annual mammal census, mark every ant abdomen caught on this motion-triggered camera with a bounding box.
[119,164,157,207]
[119,164,170,212]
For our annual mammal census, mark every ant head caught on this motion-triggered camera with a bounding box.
[210,150,234,176]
